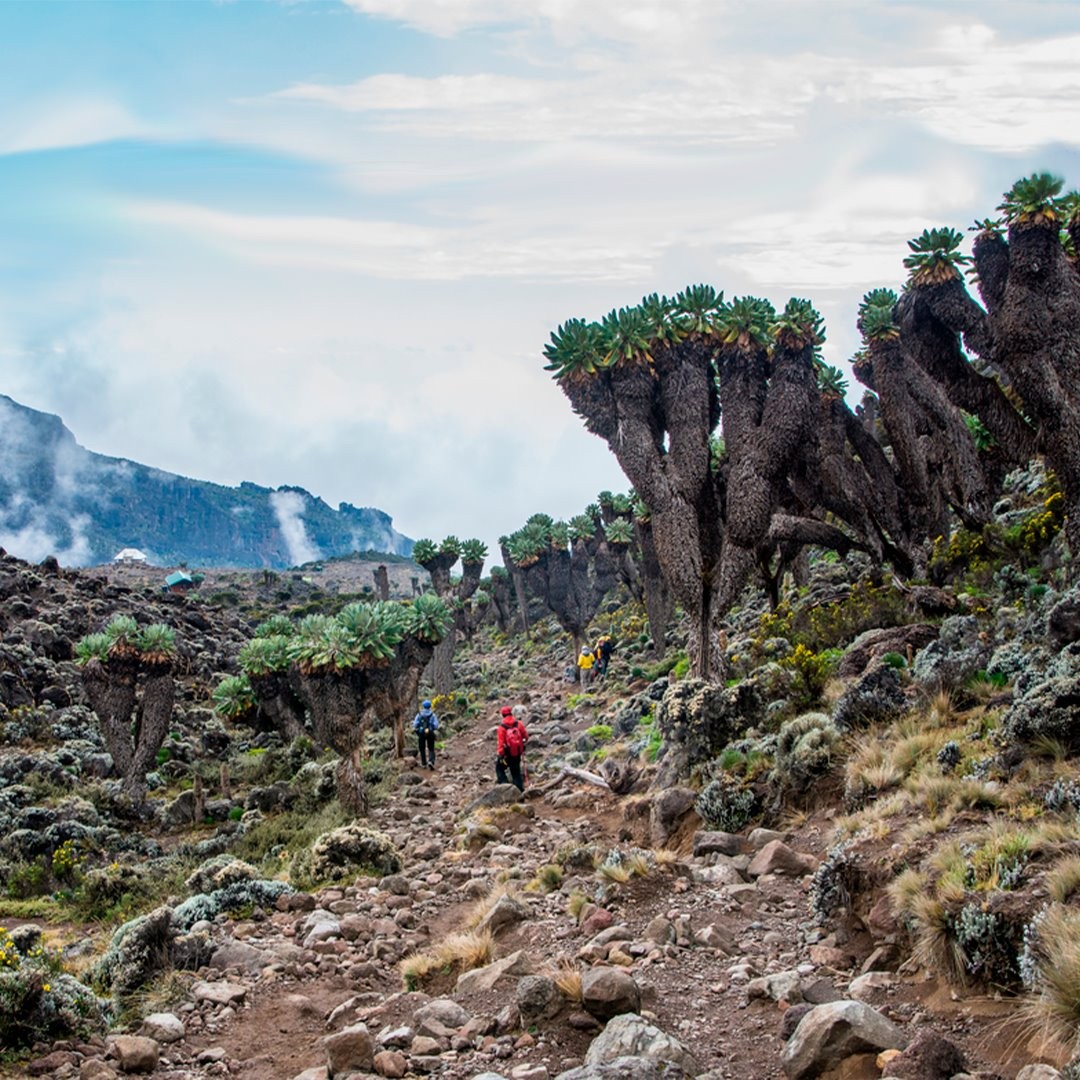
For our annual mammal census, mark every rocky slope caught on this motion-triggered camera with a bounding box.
[0,394,411,568]
[1,529,1079,1080]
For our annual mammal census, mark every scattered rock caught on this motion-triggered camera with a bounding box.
[139,1012,185,1043]
[781,1001,908,1080]
[324,1022,375,1077]
[107,1035,159,1074]
[747,840,817,878]
[517,974,564,1023]
[583,1013,701,1076]
[881,1030,965,1078]
[456,949,536,994]
[581,966,642,1020]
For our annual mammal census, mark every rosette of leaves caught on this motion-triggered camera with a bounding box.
[338,601,406,660]
[411,539,437,565]
[507,521,550,568]
[291,620,362,675]
[770,297,825,350]
[549,521,570,551]
[460,538,488,565]
[857,288,900,344]
[212,674,256,720]
[814,361,848,400]
[103,614,140,659]
[74,633,111,667]
[137,624,177,669]
[608,492,633,515]
[255,614,294,638]
[718,296,774,349]
[672,283,726,339]
[600,304,655,366]
[471,587,491,607]
[632,493,651,523]
[997,171,1065,227]
[239,635,292,676]
[639,292,684,347]
[569,514,597,542]
[405,592,453,642]
[543,318,607,380]
[903,227,971,286]
[438,536,462,559]
[604,518,634,546]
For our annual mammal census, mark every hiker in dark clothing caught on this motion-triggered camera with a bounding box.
[413,699,439,769]
[496,705,528,791]
[595,634,614,678]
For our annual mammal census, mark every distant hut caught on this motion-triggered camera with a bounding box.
[114,548,148,563]
[163,571,203,595]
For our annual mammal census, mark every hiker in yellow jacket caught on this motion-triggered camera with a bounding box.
[577,645,596,687]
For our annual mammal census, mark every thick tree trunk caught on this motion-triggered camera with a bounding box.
[126,673,175,796]
[430,636,454,695]
[373,565,390,601]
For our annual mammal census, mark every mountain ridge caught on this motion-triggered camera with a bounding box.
[0,393,413,568]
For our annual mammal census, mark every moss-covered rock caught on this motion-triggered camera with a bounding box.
[294,824,402,885]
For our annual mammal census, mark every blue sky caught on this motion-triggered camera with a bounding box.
[2,0,1080,564]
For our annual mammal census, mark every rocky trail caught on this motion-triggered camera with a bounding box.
[17,665,1055,1080]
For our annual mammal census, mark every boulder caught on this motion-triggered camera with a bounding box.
[373,1050,408,1078]
[838,625,938,679]
[556,1059,690,1079]
[1015,1067,1063,1080]
[911,615,991,691]
[476,893,531,937]
[581,967,642,1021]
[782,1001,907,1079]
[107,1035,159,1074]
[747,840,817,878]
[692,830,742,857]
[191,980,247,1006]
[139,1012,185,1043]
[650,787,696,846]
[456,949,536,994]
[583,1014,701,1076]
[324,1023,375,1077]
[414,997,471,1031]
[517,975,564,1023]
[832,663,906,732]
[210,940,268,973]
[881,1030,965,1078]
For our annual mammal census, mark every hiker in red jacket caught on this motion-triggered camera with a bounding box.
[496,705,528,791]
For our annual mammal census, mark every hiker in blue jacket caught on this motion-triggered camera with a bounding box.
[413,700,440,770]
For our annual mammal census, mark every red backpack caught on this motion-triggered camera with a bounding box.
[504,721,525,758]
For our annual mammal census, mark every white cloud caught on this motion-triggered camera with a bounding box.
[0,98,149,156]
[277,73,546,111]
[270,490,321,566]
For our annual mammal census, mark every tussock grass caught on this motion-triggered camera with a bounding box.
[566,890,589,921]
[1031,735,1069,762]
[1021,905,1080,1053]
[886,868,927,920]
[528,864,564,894]
[400,929,494,991]
[651,848,680,868]
[462,883,518,930]
[927,689,958,728]
[909,892,966,984]
[551,960,582,1003]
[1046,856,1080,904]
[597,862,632,884]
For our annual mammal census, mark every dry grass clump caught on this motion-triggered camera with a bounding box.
[462,883,517,930]
[597,862,632,884]
[528,864,564,894]
[1046,855,1080,904]
[1021,905,1080,1053]
[551,959,582,1002]
[566,890,589,921]
[651,848,680,868]
[399,929,494,991]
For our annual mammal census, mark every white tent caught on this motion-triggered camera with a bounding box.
[113,548,148,563]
